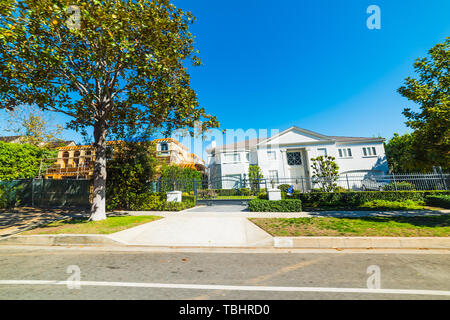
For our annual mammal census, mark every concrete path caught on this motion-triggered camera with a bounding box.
[109,214,273,247]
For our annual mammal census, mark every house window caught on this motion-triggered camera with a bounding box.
[268,170,279,183]
[160,142,169,151]
[363,147,377,156]
[338,148,352,158]
[287,152,302,165]
[224,153,241,163]
[267,150,276,161]
[317,148,327,156]
[246,152,250,162]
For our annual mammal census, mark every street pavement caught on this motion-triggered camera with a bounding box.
[0,246,449,300]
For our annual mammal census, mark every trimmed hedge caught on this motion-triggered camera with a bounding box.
[257,190,450,208]
[248,199,302,212]
[113,192,196,211]
[426,195,450,209]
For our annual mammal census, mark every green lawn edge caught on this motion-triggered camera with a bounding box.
[22,215,162,235]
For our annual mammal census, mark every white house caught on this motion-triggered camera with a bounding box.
[206,126,389,191]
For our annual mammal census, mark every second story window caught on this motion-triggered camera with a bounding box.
[363,147,377,156]
[224,153,241,163]
[160,142,169,151]
[338,148,352,158]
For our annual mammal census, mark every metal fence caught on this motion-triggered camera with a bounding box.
[153,172,450,198]
[0,178,91,208]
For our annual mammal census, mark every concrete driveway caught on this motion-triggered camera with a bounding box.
[110,208,273,247]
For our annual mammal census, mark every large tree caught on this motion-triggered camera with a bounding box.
[0,0,219,220]
[398,37,449,170]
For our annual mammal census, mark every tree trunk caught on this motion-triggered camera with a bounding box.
[90,119,108,221]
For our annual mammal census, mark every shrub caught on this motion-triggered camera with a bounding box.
[296,190,450,208]
[426,195,450,209]
[0,184,22,209]
[238,188,251,196]
[248,199,302,212]
[198,189,217,199]
[257,192,268,200]
[277,184,291,193]
[383,181,415,191]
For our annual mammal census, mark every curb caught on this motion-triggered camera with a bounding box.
[1,234,450,249]
[273,237,450,249]
[0,234,126,246]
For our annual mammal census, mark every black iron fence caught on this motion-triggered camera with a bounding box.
[153,172,450,199]
[0,178,91,208]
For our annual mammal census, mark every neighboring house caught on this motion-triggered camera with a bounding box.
[44,138,205,180]
[0,135,75,148]
[206,126,389,190]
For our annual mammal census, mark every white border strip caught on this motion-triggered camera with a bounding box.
[0,280,449,296]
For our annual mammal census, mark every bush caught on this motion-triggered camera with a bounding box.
[277,184,291,193]
[296,190,450,208]
[197,189,217,199]
[426,195,450,209]
[383,181,415,191]
[0,184,22,209]
[248,199,302,212]
[238,188,251,196]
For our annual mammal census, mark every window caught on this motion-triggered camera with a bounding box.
[160,142,169,151]
[338,148,352,158]
[224,153,241,163]
[268,170,279,183]
[287,152,302,165]
[317,148,327,156]
[246,152,250,162]
[267,150,276,160]
[363,147,377,156]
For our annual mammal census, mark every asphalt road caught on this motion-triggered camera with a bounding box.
[0,246,449,300]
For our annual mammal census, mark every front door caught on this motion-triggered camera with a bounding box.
[286,150,305,191]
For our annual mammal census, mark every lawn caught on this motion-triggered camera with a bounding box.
[250,215,450,237]
[217,196,256,199]
[22,215,162,235]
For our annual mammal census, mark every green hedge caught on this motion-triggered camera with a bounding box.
[248,199,302,212]
[108,192,196,211]
[258,190,450,208]
[426,195,450,209]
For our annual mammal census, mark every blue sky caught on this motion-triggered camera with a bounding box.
[1,0,449,150]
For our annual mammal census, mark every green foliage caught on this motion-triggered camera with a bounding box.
[248,165,263,193]
[248,199,303,212]
[106,141,158,210]
[310,156,340,192]
[297,190,450,208]
[383,181,415,191]
[398,37,450,170]
[277,184,291,193]
[0,183,21,209]
[425,195,450,209]
[384,133,425,173]
[238,188,251,196]
[158,164,203,192]
[0,141,52,180]
[360,199,425,210]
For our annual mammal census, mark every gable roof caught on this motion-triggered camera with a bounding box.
[257,126,334,146]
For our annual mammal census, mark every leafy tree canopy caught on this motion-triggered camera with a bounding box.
[398,37,449,169]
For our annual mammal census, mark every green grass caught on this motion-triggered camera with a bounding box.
[359,199,426,210]
[250,215,450,237]
[22,215,162,235]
